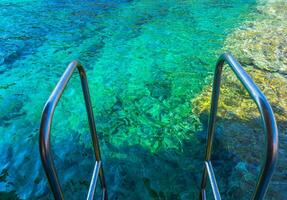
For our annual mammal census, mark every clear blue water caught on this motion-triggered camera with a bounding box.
[0,0,272,199]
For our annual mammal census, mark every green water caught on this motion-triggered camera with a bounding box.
[0,0,259,199]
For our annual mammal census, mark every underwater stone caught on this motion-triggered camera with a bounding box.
[192,1,287,199]
[192,0,287,122]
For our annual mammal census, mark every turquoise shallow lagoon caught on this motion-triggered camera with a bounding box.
[1,0,285,199]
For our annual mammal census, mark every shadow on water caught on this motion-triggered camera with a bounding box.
[1,110,285,200]
[0,191,18,200]
[196,110,287,200]
[50,134,206,199]
[103,140,204,199]
[47,114,274,200]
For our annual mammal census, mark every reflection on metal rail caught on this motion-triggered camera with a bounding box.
[39,61,108,200]
[199,53,278,200]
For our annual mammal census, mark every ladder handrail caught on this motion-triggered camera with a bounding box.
[199,53,278,200]
[39,61,108,200]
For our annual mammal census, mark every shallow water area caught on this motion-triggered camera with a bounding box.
[0,0,270,199]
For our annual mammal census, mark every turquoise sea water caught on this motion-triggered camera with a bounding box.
[0,0,268,199]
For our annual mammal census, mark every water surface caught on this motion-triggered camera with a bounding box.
[0,0,258,199]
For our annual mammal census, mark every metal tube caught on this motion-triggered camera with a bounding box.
[205,161,221,200]
[78,65,108,199]
[199,53,278,200]
[39,61,108,200]
[87,161,101,200]
[200,59,224,200]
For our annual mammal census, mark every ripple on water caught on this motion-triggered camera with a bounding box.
[0,0,259,199]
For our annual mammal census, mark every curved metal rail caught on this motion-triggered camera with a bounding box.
[199,53,278,200]
[39,61,108,200]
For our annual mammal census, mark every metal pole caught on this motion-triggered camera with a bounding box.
[199,53,278,200]
[39,61,108,200]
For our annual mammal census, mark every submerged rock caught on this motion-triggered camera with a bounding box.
[192,0,287,122]
[192,67,287,122]
[192,1,287,199]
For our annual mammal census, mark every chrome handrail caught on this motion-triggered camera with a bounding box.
[199,53,278,200]
[39,61,108,200]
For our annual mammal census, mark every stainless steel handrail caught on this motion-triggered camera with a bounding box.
[199,53,278,200]
[87,161,102,200]
[39,61,108,200]
[205,161,221,200]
